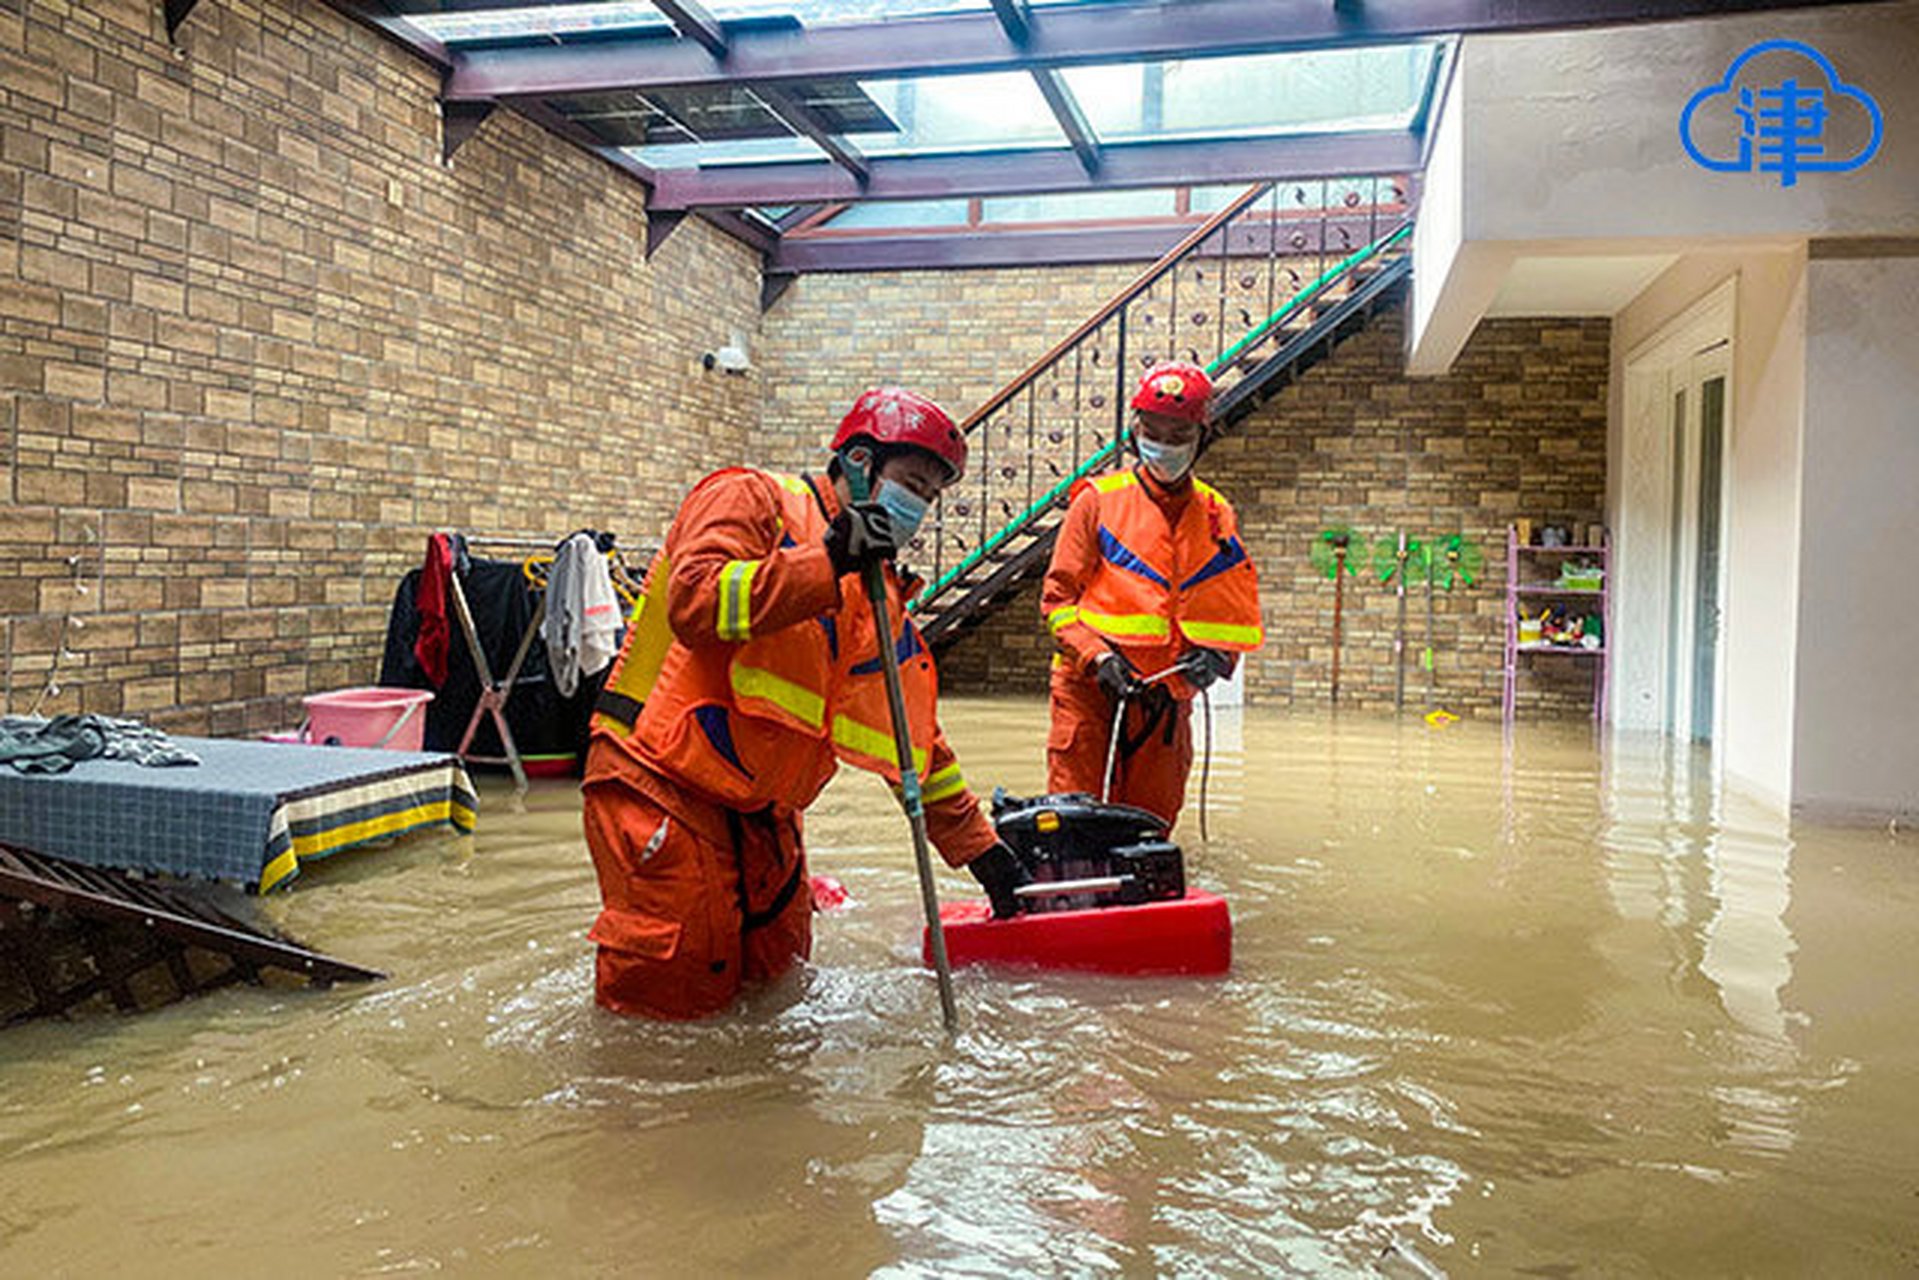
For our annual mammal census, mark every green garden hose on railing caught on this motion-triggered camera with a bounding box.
[912,219,1413,614]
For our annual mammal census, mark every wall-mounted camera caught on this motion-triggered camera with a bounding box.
[703,332,752,375]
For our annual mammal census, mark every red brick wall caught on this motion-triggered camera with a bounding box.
[932,303,1611,720]
[2,0,762,731]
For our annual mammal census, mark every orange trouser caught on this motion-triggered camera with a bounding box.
[1046,664,1193,829]
[582,773,811,1020]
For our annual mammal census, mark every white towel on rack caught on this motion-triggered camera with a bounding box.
[544,533,622,697]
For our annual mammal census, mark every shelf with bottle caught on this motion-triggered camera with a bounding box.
[1504,522,1609,724]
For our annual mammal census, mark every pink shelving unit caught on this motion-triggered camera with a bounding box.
[1502,525,1609,726]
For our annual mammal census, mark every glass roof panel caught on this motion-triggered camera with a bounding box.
[402,3,670,45]
[696,0,992,22]
[405,0,993,43]
[1062,44,1437,141]
[839,73,1063,156]
[624,135,827,168]
[981,188,1177,223]
[824,198,973,229]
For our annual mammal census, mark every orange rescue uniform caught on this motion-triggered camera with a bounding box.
[1041,465,1263,826]
[584,467,997,1020]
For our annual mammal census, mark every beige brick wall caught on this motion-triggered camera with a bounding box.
[758,262,1149,469]
[930,303,1611,720]
[2,0,762,732]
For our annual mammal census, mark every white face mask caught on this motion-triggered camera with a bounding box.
[1137,436,1196,484]
[874,477,930,542]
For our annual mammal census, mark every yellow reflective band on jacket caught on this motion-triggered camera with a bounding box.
[1181,619,1265,646]
[832,713,929,775]
[593,551,675,736]
[1079,609,1171,639]
[730,663,826,730]
[717,558,759,642]
[920,762,967,804]
[1090,471,1138,495]
[766,471,813,498]
[1046,604,1081,635]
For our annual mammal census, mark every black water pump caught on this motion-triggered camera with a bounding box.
[990,790,1185,914]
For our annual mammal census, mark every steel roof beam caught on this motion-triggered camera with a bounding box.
[1032,69,1100,176]
[750,83,870,186]
[444,0,1888,101]
[649,0,729,59]
[647,129,1418,210]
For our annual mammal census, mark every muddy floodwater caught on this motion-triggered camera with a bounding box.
[2,698,1916,1276]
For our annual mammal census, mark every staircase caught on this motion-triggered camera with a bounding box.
[910,180,1414,650]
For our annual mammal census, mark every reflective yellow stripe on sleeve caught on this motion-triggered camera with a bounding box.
[1180,619,1264,647]
[1046,605,1081,635]
[1079,609,1171,639]
[921,762,967,804]
[730,664,826,730]
[717,558,760,642]
[833,714,930,776]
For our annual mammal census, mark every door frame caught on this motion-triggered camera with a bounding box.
[1618,276,1737,743]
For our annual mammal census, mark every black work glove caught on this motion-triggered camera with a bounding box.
[967,842,1031,920]
[1179,647,1235,692]
[823,502,899,577]
[1093,651,1142,702]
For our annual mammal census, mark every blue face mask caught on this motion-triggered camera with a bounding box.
[874,478,931,544]
[1137,436,1196,484]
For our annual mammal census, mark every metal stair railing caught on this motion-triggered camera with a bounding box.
[914,203,1412,644]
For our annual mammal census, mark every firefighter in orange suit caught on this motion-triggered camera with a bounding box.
[583,388,1031,1020]
[1042,360,1264,827]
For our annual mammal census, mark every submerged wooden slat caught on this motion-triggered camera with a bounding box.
[0,839,383,1023]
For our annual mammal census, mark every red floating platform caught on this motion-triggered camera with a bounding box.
[924,890,1231,976]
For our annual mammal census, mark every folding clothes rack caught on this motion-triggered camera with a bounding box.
[440,534,644,794]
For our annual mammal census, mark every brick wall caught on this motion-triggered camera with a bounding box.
[932,303,1611,720]
[758,261,1149,469]
[2,0,762,732]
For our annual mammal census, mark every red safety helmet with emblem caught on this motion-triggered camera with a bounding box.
[1129,360,1214,426]
[832,387,968,482]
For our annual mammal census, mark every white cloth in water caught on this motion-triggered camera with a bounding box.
[543,533,623,697]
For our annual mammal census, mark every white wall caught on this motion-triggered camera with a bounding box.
[1612,250,1808,809]
[1462,2,1919,245]
[1792,254,1919,820]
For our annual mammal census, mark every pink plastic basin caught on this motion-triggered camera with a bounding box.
[301,686,433,751]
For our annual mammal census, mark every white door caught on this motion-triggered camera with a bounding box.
[1665,344,1732,744]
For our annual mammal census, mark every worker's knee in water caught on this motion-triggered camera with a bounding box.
[590,892,744,1020]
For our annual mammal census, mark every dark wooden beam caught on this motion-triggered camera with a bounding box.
[1032,69,1100,176]
[440,99,495,165]
[988,0,1032,46]
[648,129,1419,210]
[444,0,1891,101]
[646,210,687,258]
[649,0,729,59]
[775,212,1400,272]
[164,0,200,43]
[750,83,869,187]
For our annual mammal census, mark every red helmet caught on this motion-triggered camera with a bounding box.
[831,387,967,482]
[1129,360,1213,425]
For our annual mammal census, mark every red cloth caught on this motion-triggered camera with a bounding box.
[413,533,454,687]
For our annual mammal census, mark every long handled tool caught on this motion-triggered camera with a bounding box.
[1310,527,1359,706]
[845,453,957,1033]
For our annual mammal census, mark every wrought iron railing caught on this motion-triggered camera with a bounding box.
[911,176,1411,617]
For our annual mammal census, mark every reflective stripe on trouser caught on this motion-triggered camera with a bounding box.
[582,778,811,1020]
[1044,663,1193,830]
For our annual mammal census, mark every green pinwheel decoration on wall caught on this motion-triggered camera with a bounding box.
[1435,534,1484,590]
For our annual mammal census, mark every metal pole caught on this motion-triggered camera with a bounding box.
[847,452,957,1033]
